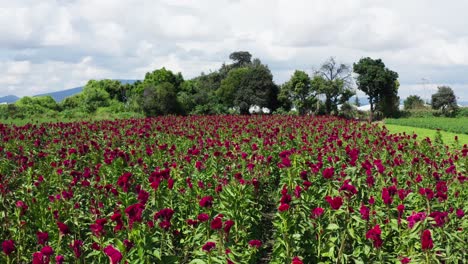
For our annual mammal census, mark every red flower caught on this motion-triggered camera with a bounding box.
[360,205,370,221]
[325,196,343,210]
[37,231,49,245]
[310,207,324,219]
[57,222,70,236]
[154,208,175,221]
[421,229,433,250]
[55,255,64,264]
[292,256,303,264]
[401,257,411,263]
[32,252,45,264]
[278,203,290,212]
[322,167,334,179]
[197,213,210,222]
[456,209,465,218]
[381,188,393,205]
[202,241,216,252]
[104,245,123,264]
[41,246,54,256]
[199,196,213,208]
[2,240,15,255]
[69,240,83,258]
[125,203,145,229]
[248,240,262,248]
[224,219,235,234]
[90,218,107,237]
[210,217,223,230]
[366,225,383,248]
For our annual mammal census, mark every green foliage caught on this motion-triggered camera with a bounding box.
[218,60,278,114]
[229,51,252,68]
[338,102,357,119]
[385,117,468,135]
[137,68,184,94]
[82,83,111,113]
[353,57,399,121]
[61,93,84,110]
[280,70,317,115]
[431,86,459,117]
[404,95,425,110]
[141,82,180,116]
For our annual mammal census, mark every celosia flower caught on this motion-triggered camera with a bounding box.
[248,240,262,248]
[2,240,15,255]
[421,229,433,250]
[325,196,343,210]
[202,241,216,252]
[199,196,213,208]
[104,245,122,264]
[366,225,383,248]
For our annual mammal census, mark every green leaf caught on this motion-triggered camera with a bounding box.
[326,223,340,230]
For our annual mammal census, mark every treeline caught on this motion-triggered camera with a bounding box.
[3,51,454,121]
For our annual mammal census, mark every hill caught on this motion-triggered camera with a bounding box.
[0,95,20,104]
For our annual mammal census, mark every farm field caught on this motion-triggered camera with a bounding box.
[0,116,467,263]
[383,124,468,146]
[385,117,468,135]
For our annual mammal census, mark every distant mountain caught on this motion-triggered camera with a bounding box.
[33,79,139,102]
[0,95,20,104]
[35,87,84,102]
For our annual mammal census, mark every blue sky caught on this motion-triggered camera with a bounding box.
[1,0,468,101]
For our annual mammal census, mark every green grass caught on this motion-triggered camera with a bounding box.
[382,124,468,146]
[385,117,468,135]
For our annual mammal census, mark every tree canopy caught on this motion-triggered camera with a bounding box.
[431,86,458,116]
[353,57,399,121]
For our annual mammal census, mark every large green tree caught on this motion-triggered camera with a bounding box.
[314,58,355,115]
[136,68,183,94]
[279,70,317,115]
[218,59,278,114]
[353,57,399,121]
[431,86,458,116]
[82,84,111,113]
[141,82,180,116]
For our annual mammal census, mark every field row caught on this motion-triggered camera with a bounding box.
[385,117,468,135]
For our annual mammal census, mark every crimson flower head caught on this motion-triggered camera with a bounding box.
[224,219,235,234]
[197,213,210,222]
[69,240,83,258]
[104,245,123,264]
[310,207,324,219]
[381,188,393,205]
[322,167,334,179]
[366,225,383,248]
[199,196,213,208]
[32,252,44,264]
[292,256,303,264]
[325,196,343,210]
[360,205,370,221]
[55,255,64,264]
[154,208,175,221]
[125,203,145,229]
[41,245,54,256]
[202,241,216,252]
[421,229,434,250]
[210,217,223,230]
[2,240,15,255]
[37,231,49,245]
[248,240,262,248]
[57,222,70,236]
[401,257,411,264]
[90,218,107,237]
[278,203,290,212]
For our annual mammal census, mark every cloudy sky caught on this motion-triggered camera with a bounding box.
[1,0,468,101]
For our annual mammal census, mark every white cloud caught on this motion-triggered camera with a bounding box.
[0,0,468,101]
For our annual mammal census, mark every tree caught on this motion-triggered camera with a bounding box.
[82,84,111,113]
[353,57,399,121]
[141,82,180,116]
[431,86,458,116]
[136,68,183,94]
[404,95,425,110]
[218,59,278,114]
[279,70,317,115]
[229,51,252,68]
[314,57,355,115]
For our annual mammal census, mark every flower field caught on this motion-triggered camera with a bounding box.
[0,115,467,263]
